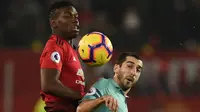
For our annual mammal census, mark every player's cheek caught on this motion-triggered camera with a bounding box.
[134,76,140,83]
[137,74,141,80]
[67,24,73,32]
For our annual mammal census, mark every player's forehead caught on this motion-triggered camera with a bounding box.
[123,56,143,67]
[58,6,78,15]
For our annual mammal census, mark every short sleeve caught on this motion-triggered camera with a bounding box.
[40,45,64,71]
[80,78,107,102]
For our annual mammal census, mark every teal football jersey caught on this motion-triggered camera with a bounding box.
[81,78,128,112]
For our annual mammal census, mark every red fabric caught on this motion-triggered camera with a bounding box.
[40,35,85,111]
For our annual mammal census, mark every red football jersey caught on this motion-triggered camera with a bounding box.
[40,35,85,111]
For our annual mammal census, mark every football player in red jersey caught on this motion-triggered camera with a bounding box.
[39,1,85,112]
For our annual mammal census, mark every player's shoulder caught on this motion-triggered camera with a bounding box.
[97,77,109,82]
[93,77,110,88]
[44,35,65,50]
[47,35,63,46]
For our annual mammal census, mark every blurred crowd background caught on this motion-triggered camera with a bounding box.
[1,0,200,52]
[1,0,200,112]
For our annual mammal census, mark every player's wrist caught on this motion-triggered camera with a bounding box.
[99,96,106,103]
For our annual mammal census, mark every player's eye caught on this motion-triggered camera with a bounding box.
[63,14,71,18]
[127,64,133,69]
[137,68,142,73]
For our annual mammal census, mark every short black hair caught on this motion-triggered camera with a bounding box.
[48,1,74,19]
[115,52,141,65]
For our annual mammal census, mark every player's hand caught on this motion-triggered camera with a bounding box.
[103,95,118,112]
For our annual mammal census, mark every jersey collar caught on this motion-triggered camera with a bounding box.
[51,34,64,39]
[51,34,77,50]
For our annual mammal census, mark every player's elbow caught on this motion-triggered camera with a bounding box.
[41,81,55,93]
[76,101,90,112]
[76,105,84,112]
[41,83,50,93]
[41,68,60,93]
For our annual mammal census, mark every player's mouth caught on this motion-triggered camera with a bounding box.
[73,25,80,32]
[126,77,134,82]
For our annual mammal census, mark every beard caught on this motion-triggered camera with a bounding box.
[117,71,133,91]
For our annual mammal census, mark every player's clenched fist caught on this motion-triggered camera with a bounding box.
[103,95,118,112]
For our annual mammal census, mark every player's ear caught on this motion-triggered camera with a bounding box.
[113,64,120,73]
[50,19,57,28]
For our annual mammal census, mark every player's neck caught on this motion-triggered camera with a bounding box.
[68,40,73,46]
[52,31,70,41]
[113,75,121,86]
[124,88,131,95]
[113,76,130,95]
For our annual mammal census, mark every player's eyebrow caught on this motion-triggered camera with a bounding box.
[126,61,135,64]
[127,61,143,69]
[63,11,78,15]
[62,11,71,15]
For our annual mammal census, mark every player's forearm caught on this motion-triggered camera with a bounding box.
[42,80,81,100]
[77,97,104,112]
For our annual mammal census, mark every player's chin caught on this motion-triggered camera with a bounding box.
[123,84,132,91]
[123,81,132,88]
[70,30,79,38]
[69,32,79,39]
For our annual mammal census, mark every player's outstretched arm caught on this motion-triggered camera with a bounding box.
[76,97,104,112]
[77,95,118,112]
[41,68,82,100]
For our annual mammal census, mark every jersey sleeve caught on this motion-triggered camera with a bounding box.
[40,44,64,71]
[81,78,107,101]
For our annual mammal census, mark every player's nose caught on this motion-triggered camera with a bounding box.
[73,19,79,27]
[72,16,79,23]
[130,67,137,76]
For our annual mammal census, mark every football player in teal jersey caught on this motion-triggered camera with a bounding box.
[77,52,143,112]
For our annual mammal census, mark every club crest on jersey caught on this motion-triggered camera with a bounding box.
[51,52,60,63]
[86,87,96,96]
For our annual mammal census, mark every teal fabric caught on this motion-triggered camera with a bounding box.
[81,78,128,112]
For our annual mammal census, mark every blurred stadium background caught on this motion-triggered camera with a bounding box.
[1,0,200,112]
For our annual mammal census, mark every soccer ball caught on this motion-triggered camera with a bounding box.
[78,32,113,66]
